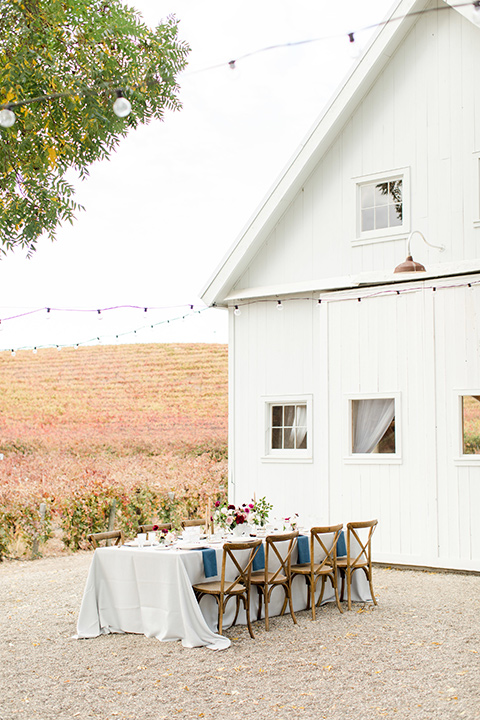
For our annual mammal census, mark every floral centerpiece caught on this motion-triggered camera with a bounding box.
[212,501,253,532]
[153,525,175,544]
[212,496,273,532]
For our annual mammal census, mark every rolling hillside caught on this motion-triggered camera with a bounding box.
[0,343,228,502]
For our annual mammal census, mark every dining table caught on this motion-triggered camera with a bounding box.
[76,532,371,650]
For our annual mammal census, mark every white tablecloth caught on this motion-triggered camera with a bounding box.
[76,539,371,651]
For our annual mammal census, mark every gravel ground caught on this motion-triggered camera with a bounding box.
[0,552,479,720]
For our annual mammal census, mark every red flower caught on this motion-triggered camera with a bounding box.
[152,525,159,531]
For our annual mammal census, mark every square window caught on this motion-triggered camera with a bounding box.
[354,169,409,243]
[262,395,312,462]
[270,403,307,450]
[360,179,402,233]
[461,395,480,455]
[351,398,396,454]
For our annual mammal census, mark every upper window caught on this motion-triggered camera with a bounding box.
[262,395,312,462]
[354,168,410,243]
[360,179,403,232]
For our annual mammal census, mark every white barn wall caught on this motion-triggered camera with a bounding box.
[220,2,480,571]
[231,279,480,570]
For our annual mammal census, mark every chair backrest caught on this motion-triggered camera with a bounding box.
[310,524,343,571]
[263,531,299,583]
[87,530,124,549]
[139,523,172,534]
[220,539,263,594]
[181,519,206,528]
[346,520,378,567]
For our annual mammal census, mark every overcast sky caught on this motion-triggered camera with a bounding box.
[0,0,394,352]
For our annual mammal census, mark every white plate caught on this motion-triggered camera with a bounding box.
[176,542,209,550]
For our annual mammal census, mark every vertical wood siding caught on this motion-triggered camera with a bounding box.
[232,280,480,570]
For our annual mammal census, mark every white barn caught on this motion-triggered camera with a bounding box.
[202,0,480,572]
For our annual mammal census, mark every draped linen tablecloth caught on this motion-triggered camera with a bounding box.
[76,534,371,650]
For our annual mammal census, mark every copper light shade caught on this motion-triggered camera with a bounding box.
[393,231,445,273]
[394,255,426,273]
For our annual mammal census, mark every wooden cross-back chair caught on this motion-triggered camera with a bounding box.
[87,530,124,549]
[181,518,213,533]
[337,519,378,610]
[193,539,263,639]
[289,524,344,619]
[250,530,299,631]
[138,522,172,534]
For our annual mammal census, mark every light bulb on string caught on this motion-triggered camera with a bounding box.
[234,305,241,316]
[46,307,51,320]
[11,349,16,357]
[33,347,37,354]
[97,309,103,321]
[0,107,16,128]
[348,32,362,59]
[472,1,480,25]
[276,300,283,311]
[113,90,132,118]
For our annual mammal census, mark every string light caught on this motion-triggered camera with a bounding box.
[234,305,241,316]
[348,32,362,59]
[0,108,16,128]
[112,90,132,118]
[2,305,213,354]
[472,0,480,25]
[276,300,283,311]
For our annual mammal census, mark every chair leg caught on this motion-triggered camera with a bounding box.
[244,594,255,639]
[264,587,270,631]
[232,595,241,626]
[256,586,263,621]
[339,569,345,602]
[311,576,317,621]
[331,573,343,613]
[285,583,298,626]
[347,567,352,611]
[305,575,312,611]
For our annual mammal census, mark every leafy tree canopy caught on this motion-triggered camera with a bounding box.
[0,0,190,255]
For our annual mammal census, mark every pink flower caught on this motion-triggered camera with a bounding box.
[215,500,221,507]
[152,525,159,531]
[226,515,233,525]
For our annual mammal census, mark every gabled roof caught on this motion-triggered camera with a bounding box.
[201,0,454,307]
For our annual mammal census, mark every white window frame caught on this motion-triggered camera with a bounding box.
[353,167,410,245]
[454,391,480,464]
[344,392,402,464]
[261,394,313,463]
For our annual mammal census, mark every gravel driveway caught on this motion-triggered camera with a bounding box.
[1,552,479,720]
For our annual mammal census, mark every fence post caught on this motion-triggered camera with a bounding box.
[106,499,117,546]
[31,502,47,559]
